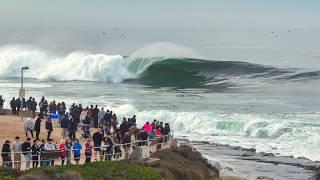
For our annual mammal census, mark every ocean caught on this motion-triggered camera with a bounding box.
[0,27,320,163]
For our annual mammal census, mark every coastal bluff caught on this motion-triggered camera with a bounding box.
[0,142,244,180]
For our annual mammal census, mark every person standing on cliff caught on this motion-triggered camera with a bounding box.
[1,140,12,168]
[10,97,16,115]
[60,113,69,139]
[26,97,32,117]
[93,105,99,128]
[24,117,34,138]
[92,128,103,161]
[34,116,42,140]
[73,139,82,165]
[12,136,22,171]
[21,138,32,171]
[16,98,21,116]
[31,98,37,118]
[0,95,5,115]
[45,115,53,140]
[98,107,105,128]
[31,140,40,168]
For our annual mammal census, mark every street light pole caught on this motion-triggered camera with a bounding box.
[20,66,29,122]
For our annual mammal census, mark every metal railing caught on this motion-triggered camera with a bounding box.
[1,133,174,170]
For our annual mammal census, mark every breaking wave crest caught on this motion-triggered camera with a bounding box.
[0,46,318,88]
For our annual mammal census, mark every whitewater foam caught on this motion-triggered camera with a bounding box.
[0,46,138,82]
[110,105,320,161]
[0,44,204,82]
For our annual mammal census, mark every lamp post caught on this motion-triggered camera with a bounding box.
[20,66,29,122]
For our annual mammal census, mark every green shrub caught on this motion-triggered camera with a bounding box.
[0,161,160,180]
[28,161,160,180]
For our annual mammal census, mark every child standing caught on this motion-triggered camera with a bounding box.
[59,139,66,166]
[73,139,82,165]
[65,139,72,165]
[85,139,93,164]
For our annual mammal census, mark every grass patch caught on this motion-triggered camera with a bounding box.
[0,161,160,180]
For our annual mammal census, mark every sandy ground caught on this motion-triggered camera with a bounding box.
[0,115,81,143]
[0,113,172,170]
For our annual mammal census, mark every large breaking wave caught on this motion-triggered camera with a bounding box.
[0,46,319,88]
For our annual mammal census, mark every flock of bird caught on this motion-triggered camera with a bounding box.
[102,28,125,38]
[270,30,291,38]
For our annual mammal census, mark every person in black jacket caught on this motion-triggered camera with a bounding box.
[31,98,37,118]
[45,116,53,141]
[0,95,5,115]
[103,135,114,161]
[31,140,40,168]
[104,110,112,125]
[16,98,21,116]
[26,97,32,117]
[21,138,31,170]
[39,139,46,167]
[93,105,99,128]
[163,123,171,142]
[68,115,77,141]
[92,129,103,161]
[60,113,69,139]
[10,97,16,115]
[1,140,12,168]
[34,117,42,140]
[119,118,129,139]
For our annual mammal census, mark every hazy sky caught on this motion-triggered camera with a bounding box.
[1,0,319,28]
[1,0,320,70]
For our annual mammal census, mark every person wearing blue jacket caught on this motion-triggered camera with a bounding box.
[73,139,82,165]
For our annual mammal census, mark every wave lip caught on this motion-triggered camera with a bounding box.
[0,47,135,82]
[1,46,319,89]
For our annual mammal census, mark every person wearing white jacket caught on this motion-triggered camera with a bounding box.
[24,117,34,138]
[98,107,106,128]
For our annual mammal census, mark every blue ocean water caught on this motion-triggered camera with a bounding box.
[0,27,320,161]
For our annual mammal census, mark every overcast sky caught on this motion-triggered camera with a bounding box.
[1,0,319,28]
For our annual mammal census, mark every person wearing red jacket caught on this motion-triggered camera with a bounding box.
[59,139,66,166]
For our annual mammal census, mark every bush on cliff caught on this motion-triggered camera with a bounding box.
[0,161,160,180]
[151,144,220,180]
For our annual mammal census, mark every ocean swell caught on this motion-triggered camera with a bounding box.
[0,46,319,88]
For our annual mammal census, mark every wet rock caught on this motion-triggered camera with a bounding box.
[212,161,222,170]
[264,153,275,157]
[281,155,294,159]
[233,146,242,150]
[224,167,234,172]
[297,157,310,161]
[210,142,219,146]
[242,153,253,157]
[247,148,256,153]
[256,176,274,180]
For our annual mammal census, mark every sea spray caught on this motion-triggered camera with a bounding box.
[0,46,134,82]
